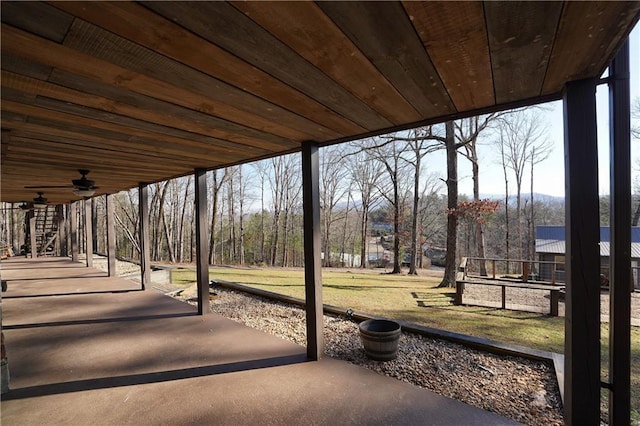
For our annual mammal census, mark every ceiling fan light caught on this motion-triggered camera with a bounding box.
[33,201,47,209]
[74,188,95,197]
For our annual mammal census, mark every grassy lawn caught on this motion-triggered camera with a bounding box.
[172,266,640,416]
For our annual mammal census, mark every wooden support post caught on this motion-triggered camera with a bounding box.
[139,184,151,289]
[523,262,529,283]
[106,195,116,277]
[84,200,93,268]
[563,77,601,424]
[28,210,36,259]
[550,290,559,317]
[194,169,209,315]
[492,259,496,279]
[501,286,506,310]
[454,281,464,305]
[70,202,79,262]
[56,204,66,257]
[302,143,324,360]
[91,198,98,253]
[608,40,631,425]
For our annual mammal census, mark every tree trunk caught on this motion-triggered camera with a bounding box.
[340,189,351,267]
[439,121,457,287]
[360,206,369,268]
[209,172,219,265]
[470,151,488,275]
[270,210,280,266]
[530,148,536,268]
[158,182,175,263]
[391,168,402,274]
[260,178,265,263]
[238,167,245,265]
[408,153,420,275]
[177,176,190,263]
[501,135,511,274]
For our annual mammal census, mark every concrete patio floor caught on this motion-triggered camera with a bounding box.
[0,257,517,425]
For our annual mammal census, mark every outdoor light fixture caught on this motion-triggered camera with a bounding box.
[74,188,96,198]
[32,192,47,209]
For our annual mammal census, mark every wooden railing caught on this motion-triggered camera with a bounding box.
[463,256,638,291]
[462,257,563,285]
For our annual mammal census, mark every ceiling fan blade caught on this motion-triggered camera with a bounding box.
[24,185,73,189]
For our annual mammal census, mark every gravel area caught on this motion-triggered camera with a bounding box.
[176,287,563,426]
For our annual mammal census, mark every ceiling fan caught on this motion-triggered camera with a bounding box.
[25,169,99,197]
[32,192,49,209]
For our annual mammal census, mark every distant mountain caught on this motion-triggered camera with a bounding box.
[468,193,565,205]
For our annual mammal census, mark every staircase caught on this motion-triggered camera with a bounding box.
[25,206,60,256]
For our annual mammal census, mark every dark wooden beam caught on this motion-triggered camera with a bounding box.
[28,209,36,259]
[138,183,150,289]
[70,201,78,262]
[91,198,98,253]
[56,204,66,257]
[194,169,209,315]
[106,194,116,277]
[608,39,631,425]
[563,77,601,424]
[302,142,324,360]
[84,199,93,268]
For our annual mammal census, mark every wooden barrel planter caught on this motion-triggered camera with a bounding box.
[359,319,401,361]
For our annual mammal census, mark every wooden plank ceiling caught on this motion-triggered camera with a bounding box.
[2,1,639,204]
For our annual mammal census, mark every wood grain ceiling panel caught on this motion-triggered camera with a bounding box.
[2,71,265,155]
[0,1,73,43]
[5,138,191,173]
[484,2,562,104]
[2,116,235,165]
[317,1,454,117]
[50,1,364,137]
[62,18,338,142]
[403,1,493,111]
[7,128,222,167]
[0,101,243,165]
[543,1,640,94]
[1,1,637,204]
[143,1,391,131]
[232,1,421,125]
[46,69,293,152]
[1,163,152,184]
[1,52,53,80]
[0,24,299,152]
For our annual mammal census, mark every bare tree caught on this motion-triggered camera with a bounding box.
[348,141,383,268]
[366,137,413,274]
[384,127,442,274]
[320,145,348,266]
[280,157,302,267]
[456,114,504,274]
[176,176,192,263]
[417,176,445,268]
[496,109,551,264]
[499,127,511,272]
[208,169,227,265]
[268,154,299,266]
[439,121,458,287]
[252,161,269,263]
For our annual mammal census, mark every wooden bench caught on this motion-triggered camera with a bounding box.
[455,279,564,316]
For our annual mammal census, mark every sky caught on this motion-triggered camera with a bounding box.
[444,25,640,199]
